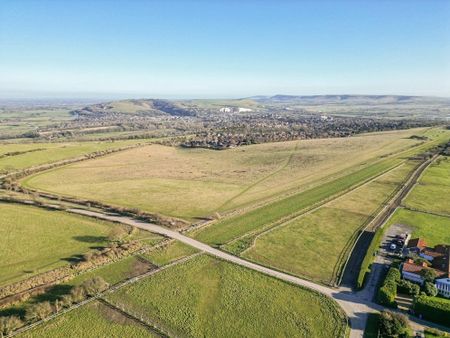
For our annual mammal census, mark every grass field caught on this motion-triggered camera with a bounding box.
[241,161,418,284]
[0,203,119,286]
[18,301,156,338]
[107,255,347,338]
[22,128,432,220]
[404,156,450,215]
[141,240,198,266]
[386,208,450,246]
[0,140,141,174]
[195,158,402,246]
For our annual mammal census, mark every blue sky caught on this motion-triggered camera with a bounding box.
[0,0,449,98]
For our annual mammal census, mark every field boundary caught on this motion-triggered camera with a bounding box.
[6,252,201,337]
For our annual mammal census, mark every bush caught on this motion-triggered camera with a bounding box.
[0,316,23,336]
[414,295,450,326]
[379,311,410,338]
[423,281,438,297]
[81,276,109,296]
[424,327,449,337]
[357,227,385,289]
[397,279,420,296]
[377,268,400,307]
[25,301,53,322]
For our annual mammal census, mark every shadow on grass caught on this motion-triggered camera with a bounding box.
[73,235,107,243]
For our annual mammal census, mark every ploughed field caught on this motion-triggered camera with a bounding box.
[0,203,119,286]
[22,128,433,220]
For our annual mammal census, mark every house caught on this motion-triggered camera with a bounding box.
[400,241,450,297]
[406,238,426,253]
[401,259,428,284]
[436,278,450,298]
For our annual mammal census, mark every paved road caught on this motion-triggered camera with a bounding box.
[69,208,379,338]
[70,208,450,337]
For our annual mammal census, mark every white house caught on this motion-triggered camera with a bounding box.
[435,278,450,298]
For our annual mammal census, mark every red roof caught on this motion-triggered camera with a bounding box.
[402,262,427,274]
[407,238,426,250]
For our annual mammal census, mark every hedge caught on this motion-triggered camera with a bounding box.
[357,227,386,289]
[377,267,400,307]
[414,295,450,327]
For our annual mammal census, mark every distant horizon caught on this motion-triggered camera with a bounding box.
[1,92,450,105]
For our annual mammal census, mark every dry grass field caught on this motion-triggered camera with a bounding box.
[22,128,431,220]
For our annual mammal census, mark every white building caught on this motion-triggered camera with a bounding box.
[435,278,450,298]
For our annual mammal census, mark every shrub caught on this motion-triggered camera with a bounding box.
[25,301,53,322]
[414,295,450,326]
[424,327,449,337]
[357,228,385,289]
[0,316,23,336]
[423,281,438,297]
[81,276,109,296]
[420,269,437,283]
[396,279,420,296]
[69,286,86,303]
[379,311,410,338]
[377,268,400,307]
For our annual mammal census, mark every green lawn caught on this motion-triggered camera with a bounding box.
[405,156,450,215]
[18,301,156,338]
[242,162,417,284]
[107,255,347,338]
[386,208,450,246]
[141,240,198,266]
[0,203,118,286]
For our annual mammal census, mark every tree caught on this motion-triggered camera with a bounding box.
[420,269,437,283]
[379,311,410,338]
[25,301,53,322]
[0,316,23,337]
[81,277,109,296]
[423,281,438,297]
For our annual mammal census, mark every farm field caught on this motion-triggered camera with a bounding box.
[0,203,121,286]
[18,301,156,338]
[21,128,432,220]
[106,255,347,338]
[241,161,418,284]
[0,140,142,174]
[404,156,450,215]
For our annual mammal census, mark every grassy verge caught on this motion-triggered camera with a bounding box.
[140,240,199,266]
